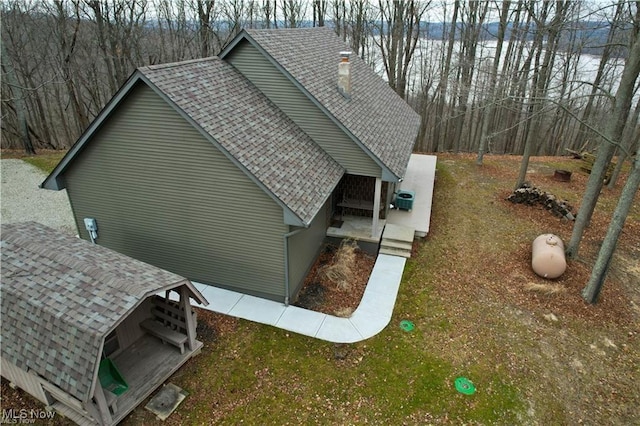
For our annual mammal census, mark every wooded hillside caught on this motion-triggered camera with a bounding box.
[2,1,639,160]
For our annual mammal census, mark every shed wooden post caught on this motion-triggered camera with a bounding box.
[372,177,382,238]
[180,286,197,351]
[93,382,113,425]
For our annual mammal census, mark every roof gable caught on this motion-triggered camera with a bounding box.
[220,27,421,180]
[0,222,206,403]
[42,59,344,226]
[138,58,343,225]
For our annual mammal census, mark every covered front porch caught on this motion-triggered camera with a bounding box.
[327,154,437,242]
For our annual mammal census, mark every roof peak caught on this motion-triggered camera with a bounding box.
[248,26,332,31]
[231,26,420,179]
[141,56,219,71]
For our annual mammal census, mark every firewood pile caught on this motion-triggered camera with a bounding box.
[507,183,576,220]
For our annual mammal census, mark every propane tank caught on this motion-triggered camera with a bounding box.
[532,234,567,279]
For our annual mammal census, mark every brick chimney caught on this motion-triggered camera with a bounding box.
[337,51,352,98]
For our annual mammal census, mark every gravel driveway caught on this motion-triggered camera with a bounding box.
[1,159,76,234]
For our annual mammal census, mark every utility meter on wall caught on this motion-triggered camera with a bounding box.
[84,218,98,242]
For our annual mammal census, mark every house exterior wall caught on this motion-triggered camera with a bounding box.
[63,83,289,301]
[226,40,382,178]
[287,197,330,300]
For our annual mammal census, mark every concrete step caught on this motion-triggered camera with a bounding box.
[382,224,415,243]
[380,239,413,251]
[379,247,411,258]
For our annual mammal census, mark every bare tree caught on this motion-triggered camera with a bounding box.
[515,0,573,189]
[50,0,90,133]
[572,0,626,151]
[84,1,148,93]
[476,0,511,164]
[197,0,216,57]
[608,90,640,187]
[432,0,459,152]
[566,4,640,259]
[1,39,35,154]
[583,150,640,303]
[448,0,488,152]
[313,0,327,27]
[375,0,429,99]
[281,0,307,28]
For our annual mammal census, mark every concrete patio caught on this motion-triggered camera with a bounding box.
[326,216,386,243]
[326,154,436,243]
[388,154,437,237]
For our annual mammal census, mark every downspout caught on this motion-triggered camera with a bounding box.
[283,227,304,306]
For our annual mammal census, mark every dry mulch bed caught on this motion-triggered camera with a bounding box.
[293,242,375,317]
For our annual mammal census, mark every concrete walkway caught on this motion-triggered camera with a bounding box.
[191,254,406,343]
[171,155,440,342]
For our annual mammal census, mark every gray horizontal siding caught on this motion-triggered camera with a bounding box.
[64,83,288,300]
[287,198,329,299]
[227,40,381,178]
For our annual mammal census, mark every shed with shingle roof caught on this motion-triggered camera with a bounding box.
[1,222,208,426]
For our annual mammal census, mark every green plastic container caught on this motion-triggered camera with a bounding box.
[98,358,129,396]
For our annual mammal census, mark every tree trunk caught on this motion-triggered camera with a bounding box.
[197,0,214,58]
[582,152,640,303]
[566,16,640,259]
[515,1,571,188]
[434,0,459,152]
[1,40,35,154]
[477,0,510,164]
[608,95,640,187]
[572,0,624,151]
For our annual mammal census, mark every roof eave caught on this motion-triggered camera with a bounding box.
[41,70,144,191]
[151,278,209,306]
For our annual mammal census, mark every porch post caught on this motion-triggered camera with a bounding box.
[180,286,197,351]
[372,177,382,238]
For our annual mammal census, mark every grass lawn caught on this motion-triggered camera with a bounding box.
[2,153,638,425]
[2,149,67,174]
[125,154,637,425]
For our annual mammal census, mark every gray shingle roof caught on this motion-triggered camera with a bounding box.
[239,27,421,179]
[0,222,204,403]
[139,57,344,225]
